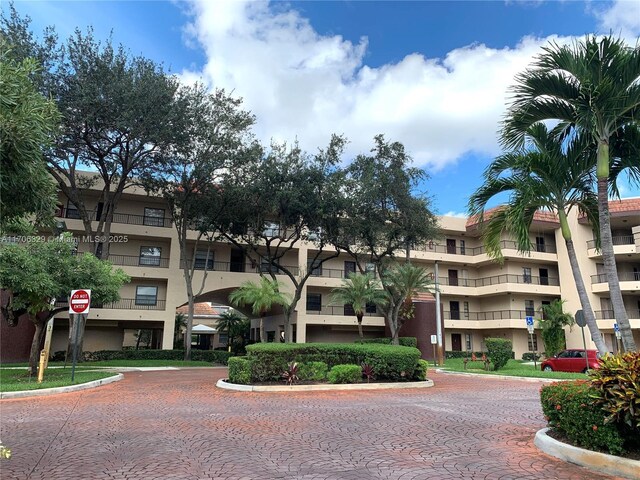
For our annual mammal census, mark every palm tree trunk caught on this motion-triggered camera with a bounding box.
[259,314,265,343]
[356,314,364,339]
[564,233,608,355]
[596,168,636,351]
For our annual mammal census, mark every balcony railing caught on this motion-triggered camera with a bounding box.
[591,272,640,284]
[595,309,640,320]
[55,298,166,311]
[587,235,635,250]
[180,259,300,276]
[108,254,170,268]
[306,305,383,316]
[439,274,559,288]
[306,267,378,279]
[57,207,172,228]
[413,240,557,256]
[443,310,533,321]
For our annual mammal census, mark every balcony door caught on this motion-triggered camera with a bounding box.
[539,268,549,286]
[448,269,458,286]
[451,333,462,351]
[230,249,245,272]
[450,301,460,320]
[446,239,456,254]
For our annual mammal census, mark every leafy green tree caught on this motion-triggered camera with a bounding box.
[216,310,247,352]
[380,263,435,345]
[0,42,58,231]
[217,135,347,342]
[173,313,186,349]
[502,35,639,351]
[229,277,291,343]
[330,273,386,339]
[539,300,575,358]
[0,235,129,374]
[140,84,259,360]
[469,123,607,355]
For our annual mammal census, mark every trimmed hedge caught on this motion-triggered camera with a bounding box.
[52,349,231,365]
[297,361,328,381]
[540,381,625,455]
[328,364,361,384]
[228,357,251,384]
[246,343,421,382]
[413,359,429,381]
[357,337,418,348]
[485,338,512,370]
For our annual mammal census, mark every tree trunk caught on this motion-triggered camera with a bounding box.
[563,232,608,355]
[135,330,142,350]
[356,314,364,339]
[184,295,194,361]
[28,318,46,376]
[259,314,266,343]
[65,314,87,363]
[596,171,636,351]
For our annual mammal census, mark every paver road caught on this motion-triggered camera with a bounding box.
[0,369,621,480]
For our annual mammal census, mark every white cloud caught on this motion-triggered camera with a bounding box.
[442,211,469,218]
[180,0,637,171]
[593,0,640,39]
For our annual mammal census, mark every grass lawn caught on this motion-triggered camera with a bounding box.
[0,368,117,392]
[1,359,218,368]
[440,358,587,380]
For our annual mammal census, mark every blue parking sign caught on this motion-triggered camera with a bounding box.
[526,316,534,326]
[614,323,619,332]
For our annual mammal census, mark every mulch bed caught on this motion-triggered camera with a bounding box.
[546,428,640,461]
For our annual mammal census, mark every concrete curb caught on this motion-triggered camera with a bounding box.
[435,369,571,383]
[534,427,640,480]
[0,373,123,399]
[216,378,434,392]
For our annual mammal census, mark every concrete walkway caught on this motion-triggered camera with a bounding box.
[0,369,620,480]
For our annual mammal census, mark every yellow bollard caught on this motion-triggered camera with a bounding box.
[37,350,47,383]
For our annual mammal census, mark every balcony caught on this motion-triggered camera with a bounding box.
[443,310,532,321]
[55,298,167,311]
[587,235,635,250]
[594,309,640,320]
[414,240,557,256]
[306,305,383,316]
[56,207,172,228]
[591,272,640,284]
[108,254,170,268]
[439,274,559,288]
[180,259,300,276]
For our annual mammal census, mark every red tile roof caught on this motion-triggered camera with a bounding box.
[578,198,640,222]
[466,206,559,229]
[176,303,222,317]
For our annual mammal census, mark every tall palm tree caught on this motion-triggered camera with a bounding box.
[380,263,435,345]
[216,310,245,351]
[330,273,386,339]
[502,35,639,351]
[469,123,608,355]
[228,277,290,343]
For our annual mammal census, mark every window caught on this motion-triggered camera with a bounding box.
[450,301,460,320]
[535,236,546,252]
[143,207,165,227]
[194,250,214,270]
[463,301,469,319]
[365,303,377,314]
[528,334,538,351]
[344,304,355,316]
[541,300,550,320]
[135,286,158,306]
[263,221,280,237]
[260,258,279,274]
[65,200,80,219]
[218,333,228,345]
[459,239,466,255]
[344,261,356,278]
[523,267,532,284]
[525,300,535,317]
[465,333,472,351]
[306,293,322,312]
[139,247,161,266]
[307,259,322,277]
[365,263,376,276]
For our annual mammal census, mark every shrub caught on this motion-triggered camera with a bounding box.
[540,381,625,455]
[246,343,420,382]
[522,352,542,361]
[53,349,231,365]
[361,363,375,383]
[228,357,251,384]
[358,337,418,348]
[412,359,429,381]
[590,352,640,435]
[485,338,512,370]
[297,361,328,381]
[281,362,299,385]
[328,364,361,384]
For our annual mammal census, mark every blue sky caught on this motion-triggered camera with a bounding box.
[6,0,640,216]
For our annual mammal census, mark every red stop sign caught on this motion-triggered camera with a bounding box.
[69,289,91,314]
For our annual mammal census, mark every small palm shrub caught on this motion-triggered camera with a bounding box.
[328,364,361,384]
[361,363,375,383]
[281,362,299,385]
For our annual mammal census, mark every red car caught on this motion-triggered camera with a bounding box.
[540,349,600,373]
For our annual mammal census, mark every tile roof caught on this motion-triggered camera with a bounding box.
[176,303,222,317]
[578,198,640,222]
[465,206,559,229]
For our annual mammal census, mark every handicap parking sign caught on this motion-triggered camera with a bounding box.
[526,316,534,326]
[614,323,619,332]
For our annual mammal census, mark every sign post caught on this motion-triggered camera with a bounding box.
[430,335,437,367]
[575,310,589,373]
[614,323,622,354]
[526,316,537,369]
[69,290,91,381]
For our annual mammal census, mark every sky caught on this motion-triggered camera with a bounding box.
[5,0,640,217]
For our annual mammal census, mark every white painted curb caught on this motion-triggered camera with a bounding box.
[535,428,640,480]
[217,378,434,392]
[1,373,123,399]
[435,369,571,383]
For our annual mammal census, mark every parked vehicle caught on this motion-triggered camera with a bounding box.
[540,349,600,373]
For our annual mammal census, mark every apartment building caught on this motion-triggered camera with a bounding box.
[46,182,640,359]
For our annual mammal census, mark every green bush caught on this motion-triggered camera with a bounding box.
[52,349,231,365]
[297,361,328,381]
[522,352,542,361]
[228,357,251,384]
[358,337,418,348]
[485,338,512,370]
[540,381,625,455]
[246,343,420,382]
[328,364,361,384]
[413,359,429,381]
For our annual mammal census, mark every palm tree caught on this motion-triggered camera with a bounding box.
[539,300,575,358]
[469,122,608,355]
[502,35,639,351]
[380,263,435,345]
[216,310,245,351]
[330,273,386,339]
[228,277,291,343]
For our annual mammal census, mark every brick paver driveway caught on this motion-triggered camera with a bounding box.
[0,369,619,480]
